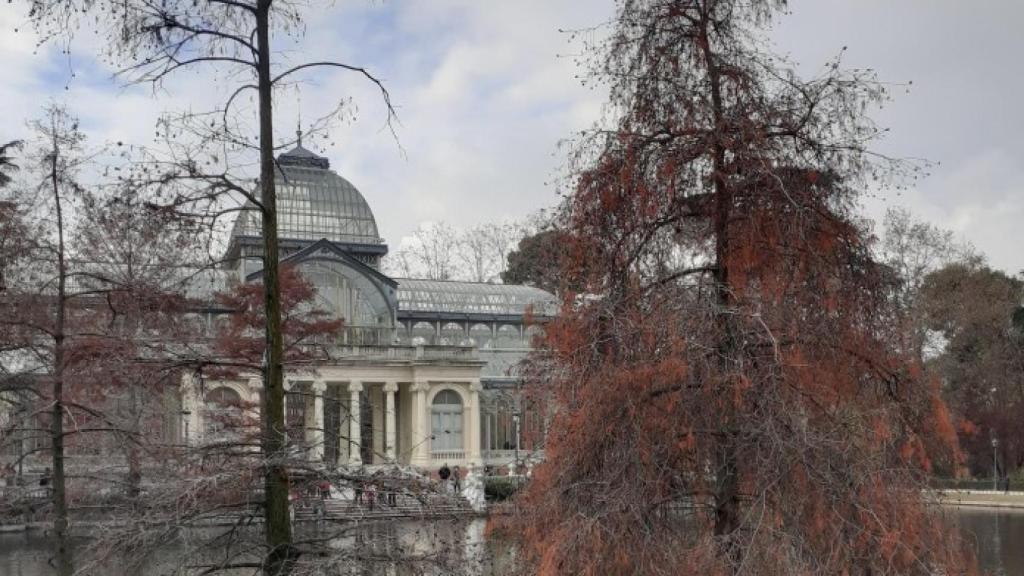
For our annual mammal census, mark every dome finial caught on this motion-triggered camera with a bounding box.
[296,87,303,147]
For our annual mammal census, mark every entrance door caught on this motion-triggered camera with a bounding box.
[431,390,464,454]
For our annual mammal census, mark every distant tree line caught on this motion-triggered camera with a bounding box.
[880,207,1024,482]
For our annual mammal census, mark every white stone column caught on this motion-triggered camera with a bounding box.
[283,379,293,446]
[410,381,431,467]
[467,380,483,466]
[384,382,398,462]
[247,378,261,453]
[182,373,203,446]
[348,382,363,466]
[310,381,326,462]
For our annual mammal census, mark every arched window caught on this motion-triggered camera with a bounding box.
[431,390,464,453]
[213,315,233,337]
[495,324,521,348]
[524,324,545,347]
[469,323,492,349]
[439,322,463,345]
[207,386,241,406]
[205,386,243,436]
[299,260,394,329]
[411,321,435,346]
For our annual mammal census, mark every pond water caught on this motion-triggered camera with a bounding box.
[0,508,1017,575]
[955,507,1024,575]
[0,519,515,576]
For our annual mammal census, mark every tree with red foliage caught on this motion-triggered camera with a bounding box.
[510,1,973,574]
[210,265,343,375]
[188,265,343,475]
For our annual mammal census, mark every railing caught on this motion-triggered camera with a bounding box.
[320,344,478,362]
[0,486,50,500]
[416,346,478,361]
[431,450,465,461]
[932,478,1014,491]
[329,345,418,360]
[481,450,517,463]
[482,449,545,464]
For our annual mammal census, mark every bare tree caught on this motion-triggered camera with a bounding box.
[388,221,460,280]
[387,219,534,283]
[457,222,525,283]
[0,105,91,576]
[26,3,396,573]
[880,207,980,356]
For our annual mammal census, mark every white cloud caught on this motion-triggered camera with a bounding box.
[3,0,1023,277]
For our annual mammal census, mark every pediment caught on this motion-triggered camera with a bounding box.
[246,238,397,289]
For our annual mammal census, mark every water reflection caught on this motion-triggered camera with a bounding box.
[0,519,510,576]
[955,507,1024,576]
[0,509,1018,574]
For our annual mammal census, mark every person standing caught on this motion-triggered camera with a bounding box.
[366,483,376,511]
[452,465,462,494]
[439,462,451,493]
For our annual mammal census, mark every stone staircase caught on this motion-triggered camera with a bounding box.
[292,490,475,523]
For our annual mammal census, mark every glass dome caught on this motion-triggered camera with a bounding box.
[230,145,383,246]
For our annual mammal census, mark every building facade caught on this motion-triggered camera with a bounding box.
[183,143,555,471]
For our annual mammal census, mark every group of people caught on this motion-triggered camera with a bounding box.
[438,463,462,494]
[352,480,399,510]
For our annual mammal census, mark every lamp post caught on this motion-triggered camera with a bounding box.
[512,411,521,477]
[992,437,999,491]
[181,410,191,446]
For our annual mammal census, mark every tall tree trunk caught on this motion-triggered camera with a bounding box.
[698,3,741,553]
[127,384,141,500]
[49,134,73,576]
[255,3,294,574]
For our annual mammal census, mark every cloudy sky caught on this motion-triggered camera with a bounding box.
[1,1,1022,274]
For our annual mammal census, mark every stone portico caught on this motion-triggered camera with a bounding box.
[185,359,493,470]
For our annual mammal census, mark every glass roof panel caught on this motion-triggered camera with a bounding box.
[396,279,558,317]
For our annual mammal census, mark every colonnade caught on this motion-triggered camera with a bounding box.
[185,374,483,469]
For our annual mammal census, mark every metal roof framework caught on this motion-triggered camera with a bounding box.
[396,278,557,319]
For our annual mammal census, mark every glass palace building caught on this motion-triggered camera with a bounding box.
[181,143,555,470]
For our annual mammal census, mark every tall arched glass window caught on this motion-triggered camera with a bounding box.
[431,390,464,453]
